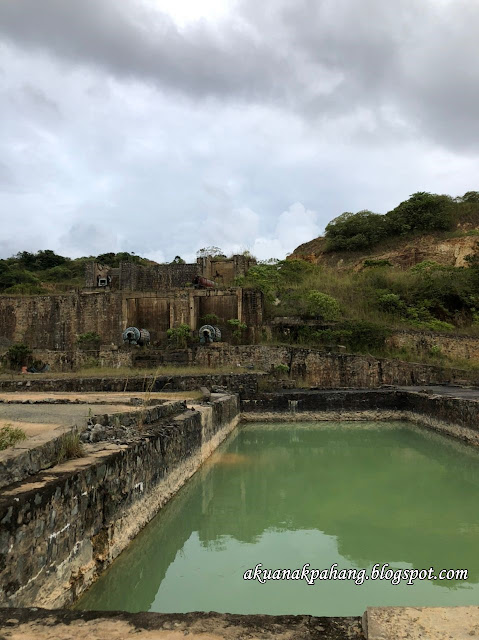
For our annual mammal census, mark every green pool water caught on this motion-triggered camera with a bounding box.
[75,421,479,616]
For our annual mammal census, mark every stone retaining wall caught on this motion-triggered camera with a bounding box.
[387,329,479,361]
[194,345,469,387]
[0,394,239,608]
[0,400,186,490]
[0,373,262,397]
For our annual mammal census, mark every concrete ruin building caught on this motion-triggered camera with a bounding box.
[0,255,264,366]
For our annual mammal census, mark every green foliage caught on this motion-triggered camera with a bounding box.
[3,283,46,295]
[235,262,280,302]
[325,210,388,252]
[272,363,289,378]
[237,259,316,304]
[200,313,221,326]
[342,321,391,352]
[324,192,459,253]
[16,249,68,271]
[56,429,85,464]
[295,327,352,347]
[461,191,479,204]
[376,293,405,314]
[166,324,191,348]
[0,425,27,450]
[386,192,454,235]
[0,249,152,294]
[77,332,101,349]
[0,265,40,291]
[96,252,145,267]
[227,319,248,344]
[305,291,341,320]
[6,343,32,368]
[410,260,441,273]
[171,255,185,264]
[429,345,443,357]
[363,259,392,268]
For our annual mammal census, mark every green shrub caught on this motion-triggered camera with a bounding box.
[56,429,85,464]
[2,283,46,295]
[6,343,32,368]
[200,313,221,326]
[325,210,389,252]
[377,293,405,314]
[227,319,248,344]
[166,324,191,348]
[386,192,454,235]
[363,259,392,268]
[0,425,27,450]
[410,261,441,273]
[429,345,443,357]
[342,321,391,352]
[77,332,101,349]
[305,291,341,320]
[272,363,289,378]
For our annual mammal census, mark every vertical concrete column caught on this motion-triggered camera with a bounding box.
[189,290,196,330]
[237,288,243,322]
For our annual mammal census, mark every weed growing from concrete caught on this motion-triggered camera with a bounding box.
[0,425,27,450]
[56,428,85,464]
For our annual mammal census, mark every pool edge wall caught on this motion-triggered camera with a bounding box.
[241,389,479,446]
[0,394,239,609]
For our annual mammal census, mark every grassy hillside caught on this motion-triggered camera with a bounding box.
[237,192,479,365]
[292,191,479,266]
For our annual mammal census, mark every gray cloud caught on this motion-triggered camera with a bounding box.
[0,0,478,262]
[1,0,478,151]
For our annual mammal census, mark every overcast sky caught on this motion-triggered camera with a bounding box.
[1,0,478,262]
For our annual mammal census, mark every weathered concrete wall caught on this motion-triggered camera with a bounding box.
[27,348,133,372]
[119,263,200,291]
[387,329,479,361]
[0,373,262,397]
[197,255,255,285]
[0,394,240,608]
[241,389,479,447]
[194,344,468,387]
[85,256,255,290]
[0,292,122,350]
[0,288,264,353]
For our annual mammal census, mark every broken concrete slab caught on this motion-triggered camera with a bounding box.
[365,606,479,639]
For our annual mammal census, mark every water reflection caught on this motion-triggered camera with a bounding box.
[76,421,479,615]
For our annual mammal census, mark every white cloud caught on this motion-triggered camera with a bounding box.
[252,203,321,260]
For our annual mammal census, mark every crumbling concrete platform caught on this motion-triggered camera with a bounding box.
[0,609,364,640]
[365,605,479,639]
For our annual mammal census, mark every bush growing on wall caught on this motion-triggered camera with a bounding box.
[6,343,32,368]
[227,319,248,344]
[77,332,101,350]
[166,324,191,349]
